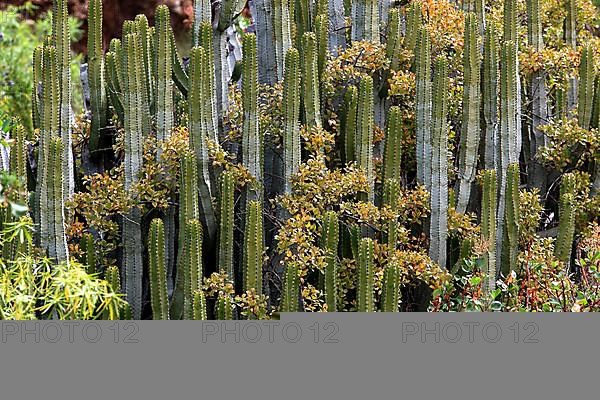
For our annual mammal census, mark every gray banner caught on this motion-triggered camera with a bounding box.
[0,314,596,399]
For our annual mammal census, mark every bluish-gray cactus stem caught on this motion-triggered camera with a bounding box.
[415,26,432,189]
[273,0,293,81]
[351,0,379,43]
[283,48,301,194]
[328,0,347,56]
[155,5,174,145]
[483,24,499,171]
[193,0,212,46]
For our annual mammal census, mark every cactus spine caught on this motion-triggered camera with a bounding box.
[149,219,170,320]
[456,14,481,214]
[555,176,577,267]
[483,24,499,171]
[244,201,264,294]
[356,76,375,203]
[154,5,174,143]
[415,26,432,188]
[481,170,497,293]
[242,34,263,202]
[429,56,449,269]
[502,163,520,276]
[188,47,217,243]
[383,106,402,184]
[321,211,339,312]
[283,48,302,194]
[301,33,322,128]
[280,263,300,312]
[381,262,400,312]
[87,0,107,152]
[357,237,374,312]
[273,0,293,81]
[578,45,595,130]
[219,171,235,279]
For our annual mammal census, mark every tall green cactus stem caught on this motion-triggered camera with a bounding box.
[122,32,145,319]
[483,24,499,170]
[198,23,219,142]
[183,219,204,319]
[280,263,300,312]
[342,85,358,163]
[383,178,400,253]
[192,0,211,46]
[404,1,422,53]
[497,41,519,269]
[32,45,43,131]
[321,211,339,312]
[244,201,264,294]
[329,0,347,56]
[149,218,170,320]
[188,48,217,243]
[301,33,322,128]
[503,0,522,157]
[193,290,207,320]
[273,0,293,81]
[134,14,154,126]
[283,48,301,194]
[356,76,375,203]
[383,107,402,184]
[415,26,432,188]
[81,233,97,275]
[481,170,497,294]
[503,0,518,43]
[578,45,595,129]
[502,163,520,276]
[565,0,577,48]
[555,178,577,267]
[315,13,329,80]
[46,136,69,264]
[219,171,235,279]
[10,124,27,194]
[351,0,379,43]
[357,237,374,312]
[52,0,74,197]
[429,56,449,269]
[87,0,107,153]
[105,266,121,294]
[216,294,233,320]
[106,40,125,122]
[242,34,263,202]
[381,262,400,312]
[386,9,402,72]
[294,0,311,43]
[456,14,481,214]
[154,5,174,145]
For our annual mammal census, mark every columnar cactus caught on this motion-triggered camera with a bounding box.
[383,178,400,253]
[321,211,339,312]
[502,163,520,276]
[481,170,497,293]
[216,294,233,319]
[106,39,125,121]
[386,9,402,72]
[404,1,422,53]
[149,218,170,320]
[219,171,235,279]
[134,15,154,125]
[503,0,518,43]
[565,0,577,48]
[383,106,402,184]
[81,233,97,275]
[555,176,577,267]
[280,263,300,312]
[483,24,499,171]
[283,48,301,194]
[46,136,70,264]
[244,201,264,294]
[381,262,400,312]
[357,237,374,312]
[315,13,329,80]
[192,0,211,47]
[193,290,207,320]
[328,0,347,56]
[415,26,432,188]
[456,14,481,214]
[242,34,263,202]
[154,5,174,144]
[351,0,379,44]
[87,0,107,153]
[10,124,27,192]
[578,45,595,130]
[182,219,204,319]
[32,45,43,131]
[301,33,322,128]
[356,76,375,203]
[273,0,293,81]
[105,266,121,294]
[429,56,449,269]
[342,85,358,163]
[188,47,217,243]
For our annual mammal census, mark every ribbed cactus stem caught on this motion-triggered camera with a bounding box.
[283,48,301,194]
[429,56,449,269]
[193,290,207,320]
[81,233,97,275]
[301,32,322,128]
[321,211,339,312]
[342,85,358,163]
[481,170,497,293]
[87,0,107,152]
[188,48,217,243]
[134,14,154,129]
[46,136,69,264]
[280,263,300,312]
[198,23,219,143]
[219,171,235,279]
[483,24,499,171]
[155,5,174,144]
[10,124,27,193]
[183,219,204,319]
[273,0,293,81]
[244,201,264,294]
[415,26,432,188]
[383,106,402,184]
[315,13,329,80]
[32,45,43,131]
[149,218,170,320]
[357,237,374,312]
[216,294,233,319]
[356,76,375,203]
[106,40,125,121]
[565,0,577,48]
[192,0,211,46]
[456,14,481,214]
[242,34,263,202]
[404,1,422,52]
[384,178,400,253]
[578,45,595,129]
[105,266,121,294]
[555,177,577,267]
[503,0,518,43]
[351,0,379,43]
[386,9,402,72]
[502,163,520,276]
[381,262,400,312]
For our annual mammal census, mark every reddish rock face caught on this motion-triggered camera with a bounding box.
[1,0,194,53]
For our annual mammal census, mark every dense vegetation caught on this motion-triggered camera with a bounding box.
[1,0,600,319]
